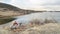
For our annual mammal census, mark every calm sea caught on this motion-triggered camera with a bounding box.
[15,12,60,23]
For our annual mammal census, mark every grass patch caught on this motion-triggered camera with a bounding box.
[0,18,16,25]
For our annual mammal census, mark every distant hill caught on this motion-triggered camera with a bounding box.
[0,3,20,11]
[0,3,46,16]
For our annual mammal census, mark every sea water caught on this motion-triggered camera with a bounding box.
[15,12,60,23]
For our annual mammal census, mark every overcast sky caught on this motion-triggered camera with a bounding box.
[0,0,60,11]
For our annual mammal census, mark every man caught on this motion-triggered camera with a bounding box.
[10,21,19,30]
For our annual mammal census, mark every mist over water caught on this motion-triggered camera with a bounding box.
[14,12,60,24]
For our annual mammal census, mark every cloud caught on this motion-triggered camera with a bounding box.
[0,0,5,2]
[42,0,60,6]
[0,0,11,3]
